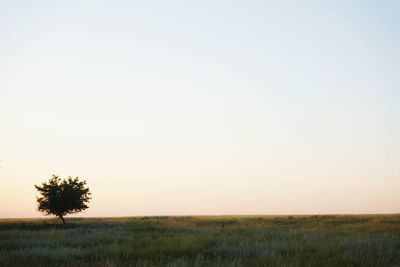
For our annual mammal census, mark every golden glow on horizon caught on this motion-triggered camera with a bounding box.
[1,1,400,217]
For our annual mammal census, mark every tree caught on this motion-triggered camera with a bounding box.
[35,175,91,224]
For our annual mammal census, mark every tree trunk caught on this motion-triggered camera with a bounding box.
[59,215,65,224]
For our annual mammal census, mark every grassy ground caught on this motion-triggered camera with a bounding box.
[0,215,399,266]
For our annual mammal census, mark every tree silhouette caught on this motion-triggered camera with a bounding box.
[35,175,91,224]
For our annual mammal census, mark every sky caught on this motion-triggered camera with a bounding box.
[1,1,399,218]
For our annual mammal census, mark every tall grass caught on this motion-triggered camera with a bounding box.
[1,215,399,266]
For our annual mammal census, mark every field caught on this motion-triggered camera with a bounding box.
[1,215,400,266]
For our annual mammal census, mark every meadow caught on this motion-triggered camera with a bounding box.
[0,215,399,266]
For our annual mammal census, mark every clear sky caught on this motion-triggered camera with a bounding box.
[1,1,399,218]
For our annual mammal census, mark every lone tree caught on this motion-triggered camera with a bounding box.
[35,175,91,224]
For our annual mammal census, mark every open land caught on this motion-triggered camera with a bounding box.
[1,215,400,266]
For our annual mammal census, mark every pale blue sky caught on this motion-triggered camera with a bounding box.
[1,1,399,217]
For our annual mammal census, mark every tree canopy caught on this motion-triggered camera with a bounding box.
[35,175,91,223]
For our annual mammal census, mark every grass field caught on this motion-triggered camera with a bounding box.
[1,215,399,266]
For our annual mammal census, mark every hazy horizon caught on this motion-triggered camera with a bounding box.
[1,1,399,218]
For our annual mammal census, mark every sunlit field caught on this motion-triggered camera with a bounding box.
[1,215,399,266]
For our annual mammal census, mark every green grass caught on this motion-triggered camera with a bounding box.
[1,215,400,266]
